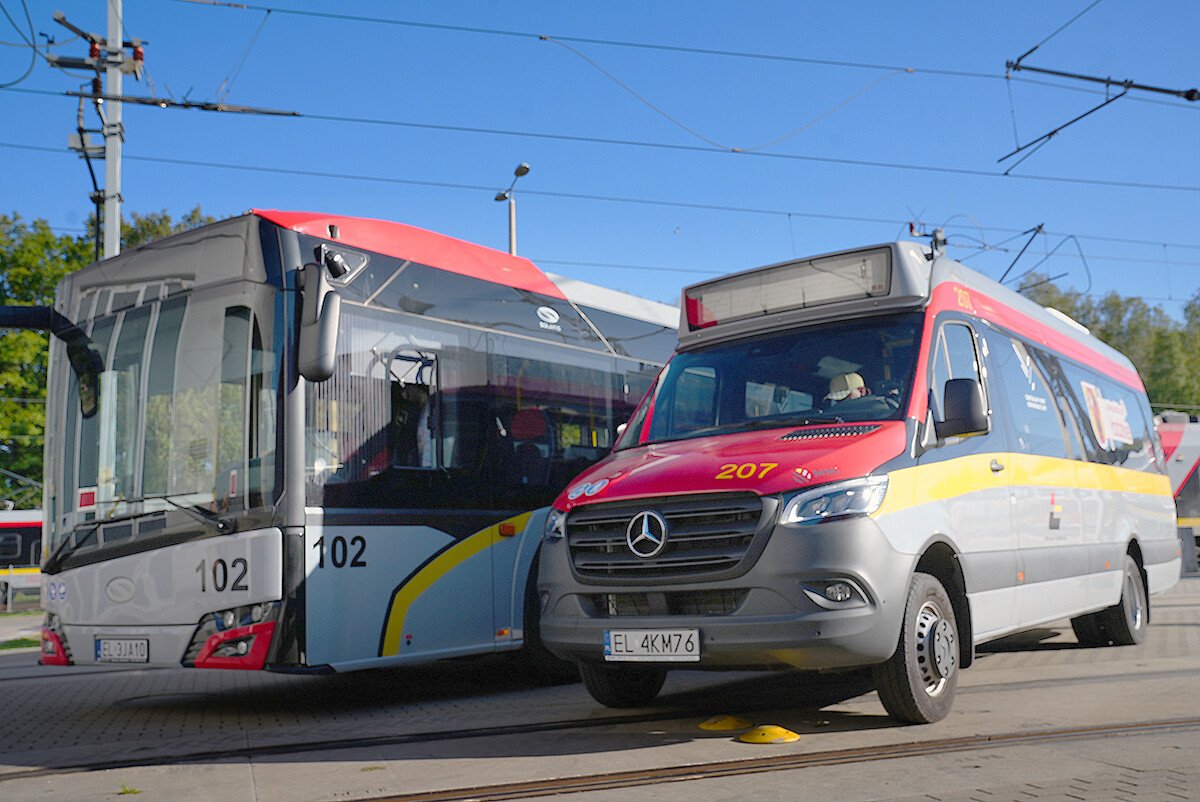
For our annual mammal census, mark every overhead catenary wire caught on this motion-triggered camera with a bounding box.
[214,8,270,101]
[0,0,35,88]
[6,86,1197,195]
[4,139,1200,259]
[540,34,912,153]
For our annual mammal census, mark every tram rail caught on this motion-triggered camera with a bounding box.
[1,664,1198,785]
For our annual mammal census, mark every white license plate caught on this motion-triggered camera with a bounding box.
[604,629,700,662]
[95,638,149,663]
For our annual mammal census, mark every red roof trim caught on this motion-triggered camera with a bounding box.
[253,210,566,300]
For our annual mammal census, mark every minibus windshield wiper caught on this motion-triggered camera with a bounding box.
[741,414,846,429]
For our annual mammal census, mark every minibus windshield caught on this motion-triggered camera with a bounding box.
[639,311,923,445]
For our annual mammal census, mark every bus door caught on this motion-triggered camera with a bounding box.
[921,319,1017,638]
[983,331,1086,624]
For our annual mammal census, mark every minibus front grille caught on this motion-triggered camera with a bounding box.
[586,589,749,617]
[566,492,769,583]
[779,424,880,441]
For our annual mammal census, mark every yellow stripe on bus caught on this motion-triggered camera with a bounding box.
[379,512,532,657]
[1178,517,1200,528]
[873,452,1172,520]
[0,568,41,575]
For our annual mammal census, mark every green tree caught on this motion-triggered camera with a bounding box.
[1021,275,1200,412]
[0,208,213,508]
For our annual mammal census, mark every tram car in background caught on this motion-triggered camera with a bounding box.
[0,509,43,600]
[1157,411,1200,565]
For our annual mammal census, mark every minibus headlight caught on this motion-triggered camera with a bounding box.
[544,508,566,542]
[780,476,889,525]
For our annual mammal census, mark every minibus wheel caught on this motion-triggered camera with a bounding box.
[578,662,667,708]
[872,572,959,724]
[1074,555,1147,647]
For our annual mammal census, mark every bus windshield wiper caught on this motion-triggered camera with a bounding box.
[131,493,236,535]
[44,493,234,573]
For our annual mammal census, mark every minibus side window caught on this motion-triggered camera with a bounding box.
[989,337,1070,459]
[1057,361,1155,471]
[929,322,983,422]
[1030,348,1088,461]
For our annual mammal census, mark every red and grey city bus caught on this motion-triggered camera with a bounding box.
[0,210,676,673]
[538,241,1180,723]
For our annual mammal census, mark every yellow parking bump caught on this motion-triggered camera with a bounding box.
[737,725,800,744]
[698,715,752,731]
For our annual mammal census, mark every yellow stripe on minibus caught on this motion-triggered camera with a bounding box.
[873,452,1172,520]
[379,512,532,657]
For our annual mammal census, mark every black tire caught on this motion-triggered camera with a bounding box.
[872,572,959,724]
[516,554,579,685]
[1093,554,1149,647]
[578,662,667,708]
[1070,612,1105,647]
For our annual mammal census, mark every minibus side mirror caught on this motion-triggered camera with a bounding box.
[297,262,342,382]
[935,378,988,439]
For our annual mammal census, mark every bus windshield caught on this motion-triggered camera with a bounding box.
[49,282,280,555]
[637,311,923,445]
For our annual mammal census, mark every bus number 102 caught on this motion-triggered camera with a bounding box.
[195,558,249,592]
[313,536,367,569]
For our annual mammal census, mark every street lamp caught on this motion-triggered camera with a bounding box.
[494,162,530,256]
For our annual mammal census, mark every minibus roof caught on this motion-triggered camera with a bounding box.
[678,241,1137,382]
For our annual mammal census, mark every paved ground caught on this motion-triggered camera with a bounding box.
[0,578,1196,801]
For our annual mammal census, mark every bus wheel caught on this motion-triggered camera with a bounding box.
[1082,554,1148,647]
[872,572,959,724]
[578,662,666,708]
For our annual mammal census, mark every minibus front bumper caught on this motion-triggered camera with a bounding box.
[538,514,914,671]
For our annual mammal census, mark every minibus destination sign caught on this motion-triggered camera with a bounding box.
[685,247,892,330]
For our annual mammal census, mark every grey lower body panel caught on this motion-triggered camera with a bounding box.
[538,517,914,671]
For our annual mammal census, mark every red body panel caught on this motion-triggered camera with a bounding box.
[557,421,907,511]
[1159,423,1184,463]
[253,209,567,300]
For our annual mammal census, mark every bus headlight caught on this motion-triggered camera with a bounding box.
[543,508,566,542]
[780,476,888,525]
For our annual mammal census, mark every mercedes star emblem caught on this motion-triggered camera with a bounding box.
[626,510,668,558]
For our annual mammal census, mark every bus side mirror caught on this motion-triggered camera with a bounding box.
[297,262,341,382]
[935,378,988,439]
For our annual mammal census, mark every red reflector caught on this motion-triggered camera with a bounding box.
[194,621,276,671]
[499,523,517,537]
[79,489,96,508]
[39,627,70,666]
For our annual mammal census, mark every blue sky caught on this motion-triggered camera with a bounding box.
[2,0,1197,308]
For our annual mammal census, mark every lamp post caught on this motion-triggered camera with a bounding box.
[494,162,530,256]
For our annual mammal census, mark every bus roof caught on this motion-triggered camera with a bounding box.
[255,210,567,300]
[546,273,679,329]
